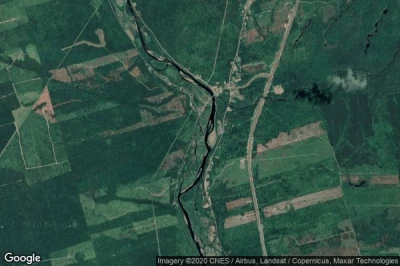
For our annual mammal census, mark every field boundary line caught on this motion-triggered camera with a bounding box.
[0,0,105,161]
[341,172,398,175]
[207,0,230,82]
[254,153,321,162]
[0,122,14,128]
[152,202,161,256]
[13,77,41,85]
[15,122,28,168]
[42,109,58,163]
[40,254,73,263]
[0,18,18,25]
[210,158,240,190]
[25,161,68,170]
[0,92,15,99]
[153,109,195,178]
[7,67,22,106]
[289,229,355,246]
[348,204,400,207]
[133,181,177,197]
[322,135,362,255]
[0,179,22,188]
[16,111,66,170]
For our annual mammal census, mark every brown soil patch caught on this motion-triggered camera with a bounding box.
[257,144,267,153]
[273,84,284,95]
[264,187,343,218]
[161,95,186,114]
[141,95,186,115]
[145,92,172,104]
[291,187,343,210]
[244,28,262,44]
[370,175,399,185]
[68,64,96,82]
[208,225,216,244]
[50,68,71,82]
[50,49,139,84]
[125,28,135,41]
[61,29,106,51]
[338,219,354,232]
[260,121,325,152]
[102,112,184,137]
[224,211,256,229]
[95,29,105,45]
[264,200,291,217]
[323,5,336,23]
[270,5,290,33]
[130,66,142,77]
[161,149,184,170]
[91,49,138,68]
[32,87,56,123]
[140,109,155,124]
[103,66,125,82]
[296,232,314,245]
[140,96,185,123]
[242,63,266,74]
[207,129,217,148]
[240,158,245,170]
[348,175,364,186]
[226,197,251,211]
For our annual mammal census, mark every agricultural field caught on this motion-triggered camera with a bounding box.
[0,0,400,263]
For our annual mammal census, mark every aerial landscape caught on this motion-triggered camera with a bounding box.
[0,0,400,264]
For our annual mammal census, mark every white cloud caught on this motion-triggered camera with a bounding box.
[329,68,367,92]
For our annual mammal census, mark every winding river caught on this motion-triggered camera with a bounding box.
[127,0,216,255]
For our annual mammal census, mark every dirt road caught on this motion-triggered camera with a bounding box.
[245,0,301,256]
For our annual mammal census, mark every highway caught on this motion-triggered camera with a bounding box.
[245,0,301,256]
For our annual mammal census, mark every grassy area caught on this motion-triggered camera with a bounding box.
[264,198,350,252]
[1,0,400,259]
[220,222,263,255]
[255,134,336,179]
[349,206,400,255]
[135,0,243,82]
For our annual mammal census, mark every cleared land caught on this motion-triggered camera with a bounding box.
[257,121,325,153]
[226,197,252,210]
[263,187,343,217]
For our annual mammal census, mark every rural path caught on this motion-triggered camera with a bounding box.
[233,73,270,90]
[245,0,301,256]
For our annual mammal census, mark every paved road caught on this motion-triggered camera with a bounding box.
[245,0,301,256]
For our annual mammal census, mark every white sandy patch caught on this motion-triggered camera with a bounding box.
[273,84,284,95]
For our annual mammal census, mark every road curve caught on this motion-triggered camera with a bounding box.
[245,0,301,256]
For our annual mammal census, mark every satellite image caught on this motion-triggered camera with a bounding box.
[0,0,400,264]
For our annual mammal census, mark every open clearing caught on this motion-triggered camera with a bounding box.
[49,241,96,266]
[257,121,325,153]
[224,211,256,229]
[263,187,343,217]
[50,48,138,83]
[369,175,399,185]
[226,197,252,210]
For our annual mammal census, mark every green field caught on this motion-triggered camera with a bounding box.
[1,0,400,261]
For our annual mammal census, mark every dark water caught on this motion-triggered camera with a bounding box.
[127,0,216,255]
